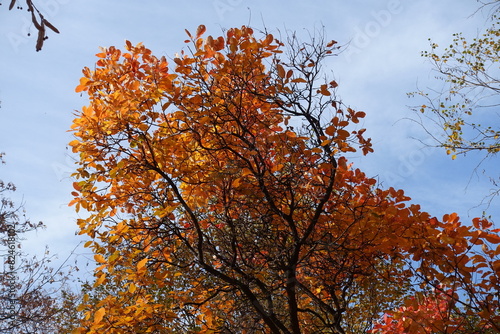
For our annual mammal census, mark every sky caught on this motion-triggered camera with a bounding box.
[0,0,498,279]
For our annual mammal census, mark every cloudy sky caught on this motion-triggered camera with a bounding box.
[1,0,497,276]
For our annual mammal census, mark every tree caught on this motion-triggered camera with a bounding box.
[1,0,59,51]
[70,25,500,333]
[0,152,76,333]
[411,2,500,200]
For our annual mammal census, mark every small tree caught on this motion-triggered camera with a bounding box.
[0,152,75,333]
[411,1,500,201]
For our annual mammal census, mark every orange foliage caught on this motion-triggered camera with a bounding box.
[371,288,499,333]
[70,26,500,333]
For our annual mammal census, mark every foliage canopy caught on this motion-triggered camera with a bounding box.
[70,26,500,333]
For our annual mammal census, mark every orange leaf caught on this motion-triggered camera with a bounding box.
[337,129,350,139]
[484,233,500,244]
[291,78,307,83]
[321,139,332,146]
[75,77,90,93]
[355,111,366,118]
[196,25,206,39]
[325,125,336,136]
[241,168,253,177]
[277,64,285,78]
[137,258,148,270]
[233,178,242,187]
[311,147,323,153]
[94,254,106,264]
[326,40,337,47]
[319,84,331,96]
[263,33,274,45]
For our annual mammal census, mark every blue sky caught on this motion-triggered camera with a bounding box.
[0,0,497,276]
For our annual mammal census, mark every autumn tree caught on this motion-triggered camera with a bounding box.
[0,152,76,333]
[70,26,500,333]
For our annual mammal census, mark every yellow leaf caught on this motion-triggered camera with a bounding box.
[94,307,105,325]
[94,273,106,287]
[108,252,120,263]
